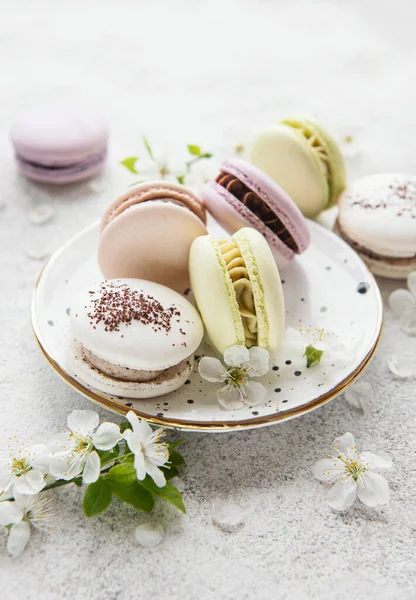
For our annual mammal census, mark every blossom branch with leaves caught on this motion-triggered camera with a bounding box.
[0,410,186,557]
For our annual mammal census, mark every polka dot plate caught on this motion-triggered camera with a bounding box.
[32,217,382,432]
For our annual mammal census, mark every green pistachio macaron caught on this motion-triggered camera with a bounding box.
[250,117,347,219]
[189,227,285,356]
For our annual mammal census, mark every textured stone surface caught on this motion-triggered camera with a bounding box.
[0,1,415,598]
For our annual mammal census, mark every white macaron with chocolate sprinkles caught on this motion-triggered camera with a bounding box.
[336,174,416,279]
[68,279,204,398]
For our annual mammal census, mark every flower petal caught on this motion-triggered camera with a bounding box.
[332,432,355,454]
[82,451,101,484]
[145,460,166,488]
[388,289,415,316]
[0,501,23,525]
[401,310,416,336]
[126,411,153,441]
[13,470,45,495]
[357,472,390,507]
[244,381,267,406]
[327,477,357,510]
[92,423,122,450]
[7,521,31,557]
[0,467,13,494]
[67,410,99,437]
[247,346,270,376]
[134,451,146,481]
[284,327,306,349]
[223,345,249,367]
[217,384,244,411]
[24,444,48,465]
[407,271,416,297]
[123,429,142,454]
[311,458,345,482]
[198,357,227,382]
[359,452,392,469]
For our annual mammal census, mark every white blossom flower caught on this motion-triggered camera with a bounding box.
[0,444,47,496]
[312,432,392,511]
[138,155,185,184]
[123,412,169,488]
[388,272,416,335]
[215,126,253,161]
[284,326,355,368]
[0,492,53,557]
[199,346,269,411]
[42,410,122,484]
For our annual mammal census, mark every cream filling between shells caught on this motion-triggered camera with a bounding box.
[218,239,257,346]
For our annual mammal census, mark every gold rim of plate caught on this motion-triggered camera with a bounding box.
[31,264,383,432]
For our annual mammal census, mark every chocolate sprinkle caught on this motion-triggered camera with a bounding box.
[87,282,181,333]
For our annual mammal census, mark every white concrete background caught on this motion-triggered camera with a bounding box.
[0,1,415,598]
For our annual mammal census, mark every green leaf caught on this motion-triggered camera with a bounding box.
[120,421,132,434]
[111,481,154,512]
[201,152,213,159]
[304,344,324,368]
[187,144,201,156]
[73,477,83,487]
[97,446,119,466]
[143,136,154,160]
[140,477,186,514]
[162,466,179,481]
[169,450,186,467]
[83,479,112,517]
[107,462,137,486]
[127,180,145,187]
[168,438,183,452]
[120,156,139,174]
[177,174,185,185]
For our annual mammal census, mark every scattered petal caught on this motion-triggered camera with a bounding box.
[25,242,50,261]
[29,203,54,225]
[408,271,416,297]
[388,289,415,315]
[401,311,416,336]
[135,521,165,548]
[387,355,416,379]
[212,500,244,531]
[344,381,373,414]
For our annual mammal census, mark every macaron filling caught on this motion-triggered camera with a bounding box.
[81,346,163,382]
[15,150,107,175]
[216,172,299,252]
[103,185,206,229]
[217,239,258,345]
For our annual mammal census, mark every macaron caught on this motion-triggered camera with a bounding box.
[336,174,416,279]
[69,279,204,398]
[250,117,347,218]
[189,227,285,355]
[98,181,207,293]
[10,104,108,184]
[200,158,310,268]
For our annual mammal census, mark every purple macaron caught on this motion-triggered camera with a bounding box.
[201,158,311,267]
[10,104,108,184]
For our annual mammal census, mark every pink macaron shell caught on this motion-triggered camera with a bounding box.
[15,155,106,184]
[202,181,292,268]
[222,158,311,253]
[97,200,207,293]
[11,104,108,165]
